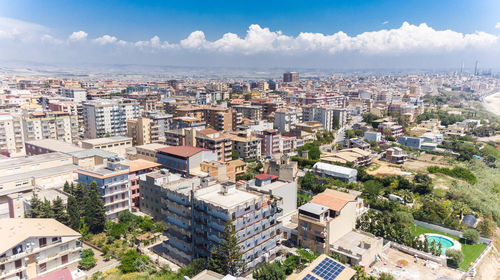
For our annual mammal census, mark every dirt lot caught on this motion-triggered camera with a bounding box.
[473,228,500,280]
[402,157,448,172]
[369,248,463,280]
[367,160,412,177]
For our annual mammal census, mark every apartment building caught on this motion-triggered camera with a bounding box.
[232,105,263,120]
[22,112,78,143]
[75,157,131,220]
[246,173,298,216]
[133,143,168,162]
[195,129,232,162]
[0,218,81,280]
[303,105,347,131]
[385,147,408,164]
[202,107,241,131]
[256,129,281,157]
[250,99,284,119]
[59,87,87,102]
[82,99,140,138]
[126,117,159,146]
[81,136,132,155]
[274,108,299,133]
[142,111,173,143]
[47,100,83,127]
[283,72,299,83]
[171,116,206,130]
[231,133,262,161]
[377,122,403,138]
[0,113,25,157]
[122,159,161,208]
[144,174,282,270]
[320,148,372,168]
[297,189,364,254]
[155,146,217,176]
[295,121,323,134]
[397,136,423,149]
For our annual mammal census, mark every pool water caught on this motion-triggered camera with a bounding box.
[426,235,454,255]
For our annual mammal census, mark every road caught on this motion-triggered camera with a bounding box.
[334,115,364,145]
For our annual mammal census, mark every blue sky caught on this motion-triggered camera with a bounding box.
[1,0,500,68]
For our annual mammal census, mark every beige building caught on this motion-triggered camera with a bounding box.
[0,153,77,218]
[231,133,262,161]
[22,112,78,143]
[126,117,159,146]
[297,189,365,254]
[0,218,81,280]
[81,136,132,155]
[0,113,25,157]
[320,148,372,167]
[132,143,169,162]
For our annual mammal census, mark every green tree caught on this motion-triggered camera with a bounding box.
[40,199,54,218]
[84,181,106,233]
[477,213,495,237]
[282,255,300,275]
[462,229,480,244]
[67,195,81,230]
[120,249,141,273]
[378,272,395,280]
[29,197,43,218]
[79,249,97,270]
[446,249,464,268]
[253,262,286,280]
[207,220,245,275]
[232,150,240,160]
[63,181,70,193]
[52,197,69,225]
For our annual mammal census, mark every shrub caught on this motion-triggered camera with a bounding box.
[79,249,97,270]
[120,249,141,273]
[446,249,464,268]
[462,229,480,244]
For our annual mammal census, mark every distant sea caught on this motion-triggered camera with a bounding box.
[483,92,500,116]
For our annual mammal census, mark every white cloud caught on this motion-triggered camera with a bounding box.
[93,35,118,45]
[496,22,500,29]
[1,16,500,67]
[69,31,88,41]
[382,21,389,25]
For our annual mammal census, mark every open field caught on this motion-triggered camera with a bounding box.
[410,225,487,271]
[367,160,411,177]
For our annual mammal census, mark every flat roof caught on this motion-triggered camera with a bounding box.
[0,152,72,171]
[26,139,84,154]
[81,136,132,145]
[197,187,259,208]
[298,202,329,215]
[135,143,169,151]
[0,163,77,185]
[290,254,355,280]
[0,218,81,254]
[68,148,117,159]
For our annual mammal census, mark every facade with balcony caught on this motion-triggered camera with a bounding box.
[82,99,140,138]
[76,157,131,220]
[0,113,25,157]
[21,112,78,144]
[0,218,81,280]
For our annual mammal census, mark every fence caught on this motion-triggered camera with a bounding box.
[389,242,446,266]
[414,220,491,244]
[460,242,493,280]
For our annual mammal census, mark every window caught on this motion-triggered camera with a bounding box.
[39,263,46,273]
[52,237,59,243]
[15,259,22,269]
[61,254,68,264]
[39,237,47,248]
[60,244,69,251]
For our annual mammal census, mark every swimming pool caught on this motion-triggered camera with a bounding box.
[427,235,453,254]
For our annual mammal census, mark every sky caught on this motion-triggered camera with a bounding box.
[1,0,500,70]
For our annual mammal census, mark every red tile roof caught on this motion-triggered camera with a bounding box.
[31,268,73,280]
[255,173,279,181]
[156,146,207,158]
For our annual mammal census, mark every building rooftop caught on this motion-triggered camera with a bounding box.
[311,189,358,212]
[156,146,207,158]
[135,143,169,151]
[81,136,132,145]
[312,162,357,177]
[290,254,355,280]
[31,268,73,280]
[26,139,84,154]
[0,218,81,254]
[122,159,161,173]
[68,148,117,159]
[0,152,72,171]
[191,270,225,280]
[197,186,259,208]
[299,202,330,215]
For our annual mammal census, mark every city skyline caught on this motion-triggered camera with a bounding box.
[1,0,500,69]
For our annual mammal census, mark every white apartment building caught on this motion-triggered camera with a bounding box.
[59,88,87,103]
[303,105,347,131]
[0,114,25,157]
[0,218,82,280]
[274,109,298,132]
[82,99,140,138]
[22,112,78,143]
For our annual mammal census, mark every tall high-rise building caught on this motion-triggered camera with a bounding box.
[283,72,299,83]
[59,87,87,103]
[82,99,141,138]
[127,117,159,146]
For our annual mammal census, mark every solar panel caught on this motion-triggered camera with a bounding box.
[302,274,319,280]
[311,258,346,280]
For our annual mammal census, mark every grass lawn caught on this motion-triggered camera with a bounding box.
[410,225,487,271]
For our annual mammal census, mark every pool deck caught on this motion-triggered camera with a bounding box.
[419,233,462,255]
